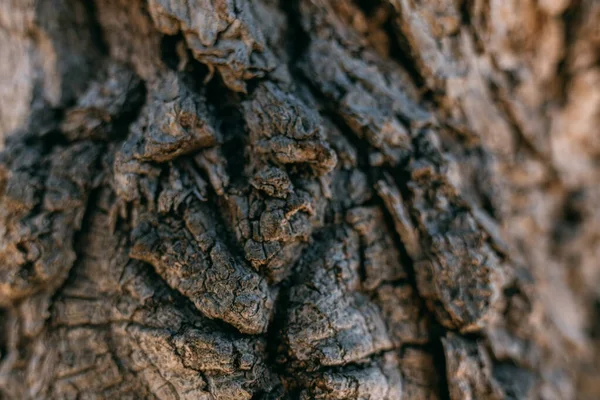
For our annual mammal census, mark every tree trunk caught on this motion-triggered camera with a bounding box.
[0,0,598,399]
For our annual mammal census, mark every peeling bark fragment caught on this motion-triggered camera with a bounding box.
[281,227,392,370]
[130,214,273,334]
[224,182,323,283]
[0,139,100,306]
[218,81,336,282]
[298,352,403,400]
[253,135,337,176]
[113,71,220,204]
[250,165,293,199]
[61,64,145,141]
[346,206,407,290]
[130,71,220,163]
[147,0,277,92]
[243,82,337,176]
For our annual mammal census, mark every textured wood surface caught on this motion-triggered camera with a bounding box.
[0,0,598,399]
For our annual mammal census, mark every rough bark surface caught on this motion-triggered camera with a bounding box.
[0,0,598,399]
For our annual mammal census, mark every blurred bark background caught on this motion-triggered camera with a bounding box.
[0,0,599,399]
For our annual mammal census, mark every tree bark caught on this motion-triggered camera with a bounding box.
[0,0,599,399]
